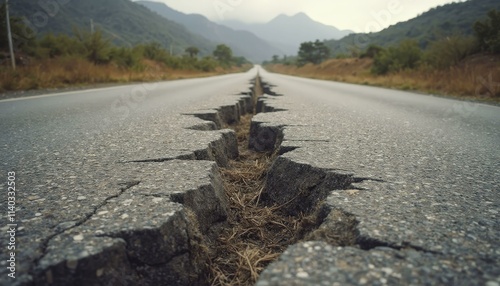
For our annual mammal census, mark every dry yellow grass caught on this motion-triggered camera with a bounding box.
[268,55,500,102]
[0,58,251,93]
[208,111,361,285]
[207,115,360,286]
[209,114,301,286]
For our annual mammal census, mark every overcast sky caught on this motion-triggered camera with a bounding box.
[142,0,462,32]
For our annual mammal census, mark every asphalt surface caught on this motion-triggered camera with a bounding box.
[0,69,257,285]
[253,69,500,285]
[1,65,499,285]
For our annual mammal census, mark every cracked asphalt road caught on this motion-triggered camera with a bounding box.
[0,69,257,285]
[1,65,499,285]
[254,69,500,285]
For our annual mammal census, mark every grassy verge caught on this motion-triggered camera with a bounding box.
[266,54,500,103]
[0,58,252,93]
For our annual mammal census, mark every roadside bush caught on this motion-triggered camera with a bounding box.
[196,56,217,72]
[423,35,478,69]
[335,53,350,59]
[179,55,198,70]
[138,42,170,62]
[372,40,422,75]
[109,47,142,69]
[360,44,384,59]
[232,56,250,67]
[38,33,85,58]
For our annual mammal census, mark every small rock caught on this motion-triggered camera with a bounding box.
[96,268,104,277]
[381,267,393,275]
[66,259,78,270]
[296,271,309,278]
[122,199,133,206]
[346,189,360,196]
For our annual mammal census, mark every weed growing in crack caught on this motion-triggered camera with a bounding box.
[208,114,303,286]
[206,84,361,285]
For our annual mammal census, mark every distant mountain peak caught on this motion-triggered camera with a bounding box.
[219,11,352,55]
[292,12,310,19]
[137,0,284,62]
[272,12,311,22]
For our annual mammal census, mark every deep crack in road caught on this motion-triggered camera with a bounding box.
[0,66,499,285]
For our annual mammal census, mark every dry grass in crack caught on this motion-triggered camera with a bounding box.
[208,114,302,286]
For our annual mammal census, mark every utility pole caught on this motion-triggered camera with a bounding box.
[90,18,94,34]
[5,0,16,70]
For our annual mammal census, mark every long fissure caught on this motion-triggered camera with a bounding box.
[202,78,341,286]
[20,77,424,286]
[101,76,368,285]
[207,114,301,286]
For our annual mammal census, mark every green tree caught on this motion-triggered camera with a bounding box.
[38,33,84,58]
[298,41,314,65]
[360,44,384,59]
[474,9,500,54]
[74,27,111,64]
[372,40,422,75]
[213,44,232,65]
[271,55,279,64]
[232,56,249,67]
[0,4,35,53]
[185,46,199,58]
[298,40,330,66]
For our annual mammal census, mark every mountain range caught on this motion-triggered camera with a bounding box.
[136,1,284,62]
[137,1,352,60]
[219,13,353,55]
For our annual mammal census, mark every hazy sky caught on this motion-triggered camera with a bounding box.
[143,0,461,32]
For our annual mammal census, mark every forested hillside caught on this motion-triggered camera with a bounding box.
[325,0,500,55]
[9,0,215,55]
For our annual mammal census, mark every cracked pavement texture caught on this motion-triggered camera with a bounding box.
[1,64,499,285]
[0,69,257,285]
[255,69,500,285]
